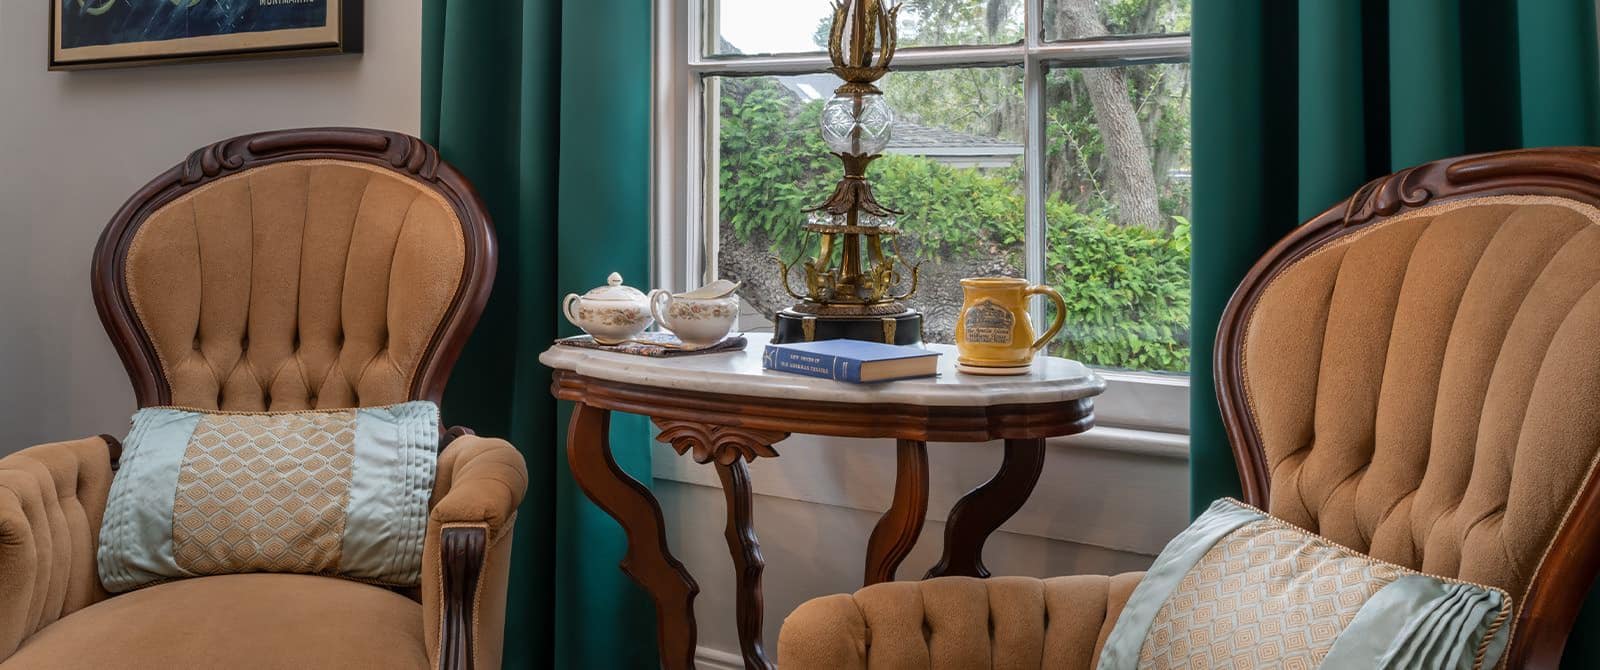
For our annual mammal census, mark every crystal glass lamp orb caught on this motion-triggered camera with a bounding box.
[820,93,893,156]
[806,210,896,228]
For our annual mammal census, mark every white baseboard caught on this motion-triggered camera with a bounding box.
[695,646,746,670]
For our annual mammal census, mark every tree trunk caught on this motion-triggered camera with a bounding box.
[1055,0,1165,231]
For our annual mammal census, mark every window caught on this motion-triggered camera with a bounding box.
[655,0,1192,423]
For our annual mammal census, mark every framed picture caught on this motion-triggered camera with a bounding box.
[50,0,362,70]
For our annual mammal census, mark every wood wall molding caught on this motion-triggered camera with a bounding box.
[91,126,497,408]
[1214,146,1600,669]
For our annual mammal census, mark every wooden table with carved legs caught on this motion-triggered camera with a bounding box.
[541,335,1105,670]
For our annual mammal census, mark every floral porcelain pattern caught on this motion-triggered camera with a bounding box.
[563,272,655,343]
[667,301,736,321]
[579,305,651,327]
[650,286,740,348]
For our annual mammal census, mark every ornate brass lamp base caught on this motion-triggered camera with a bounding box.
[771,0,923,349]
[773,308,923,346]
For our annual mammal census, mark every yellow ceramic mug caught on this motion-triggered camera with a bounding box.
[953,277,1067,375]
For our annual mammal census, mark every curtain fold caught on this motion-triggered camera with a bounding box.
[423,1,657,668]
[1192,1,1600,665]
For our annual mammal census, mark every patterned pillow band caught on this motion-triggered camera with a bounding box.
[1099,498,1512,670]
[98,402,439,593]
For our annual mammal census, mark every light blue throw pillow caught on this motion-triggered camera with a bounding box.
[97,402,438,592]
[1099,498,1512,670]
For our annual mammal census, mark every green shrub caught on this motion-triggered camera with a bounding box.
[720,80,1191,372]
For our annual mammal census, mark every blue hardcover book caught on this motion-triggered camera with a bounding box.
[762,339,940,383]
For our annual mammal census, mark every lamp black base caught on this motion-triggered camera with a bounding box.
[772,308,923,346]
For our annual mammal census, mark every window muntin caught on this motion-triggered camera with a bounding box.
[672,0,1192,377]
[1042,0,1191,42]
[711,0,1025,57]
[714,68,1027,342]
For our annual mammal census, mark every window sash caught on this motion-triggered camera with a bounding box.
[653,0,1195,412]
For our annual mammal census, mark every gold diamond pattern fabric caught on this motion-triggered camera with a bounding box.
[171,411,356,576]
[1136,520,1405,669]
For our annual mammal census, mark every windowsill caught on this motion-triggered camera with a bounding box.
[1089,368,1190,435]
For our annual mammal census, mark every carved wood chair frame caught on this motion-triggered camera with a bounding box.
[89,127,498,670]
[1215,147,1600,669]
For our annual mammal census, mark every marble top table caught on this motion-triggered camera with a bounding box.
[540,334,1106,670]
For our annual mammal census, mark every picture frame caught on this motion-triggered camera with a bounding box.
[49,0,362,71]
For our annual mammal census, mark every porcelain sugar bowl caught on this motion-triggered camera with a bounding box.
[563,272,654,344]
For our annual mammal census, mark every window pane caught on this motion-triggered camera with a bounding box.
[713,67,1026,344]
[1043,0,1191,41]
[1044,62,1191,372]
[711,0,1023,57]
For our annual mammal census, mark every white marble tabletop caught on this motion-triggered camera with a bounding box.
[538,333,1105,408]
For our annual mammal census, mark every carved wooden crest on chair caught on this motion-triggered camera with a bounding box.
[92,127,496,411]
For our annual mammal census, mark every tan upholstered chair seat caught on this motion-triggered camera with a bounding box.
[779,574,1144,669]
[0,574,428,670]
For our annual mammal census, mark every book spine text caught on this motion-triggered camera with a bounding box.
[763,346,862,382]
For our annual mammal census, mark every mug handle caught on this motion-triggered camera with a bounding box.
[1027,284,1067,355]
[648,289,671,330]
[562,293,582,328]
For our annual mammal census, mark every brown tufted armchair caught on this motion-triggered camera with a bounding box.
[0,128,527,670]
[779,148,1600,669]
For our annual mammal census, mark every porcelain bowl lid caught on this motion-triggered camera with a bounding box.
[580,272,647,301]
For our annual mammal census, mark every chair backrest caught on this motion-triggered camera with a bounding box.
[1216,147,1600,667]
[93,128,495,412]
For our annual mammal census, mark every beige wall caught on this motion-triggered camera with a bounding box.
[0,1,421,449]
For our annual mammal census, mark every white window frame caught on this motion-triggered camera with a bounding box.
[650,0,1193,437]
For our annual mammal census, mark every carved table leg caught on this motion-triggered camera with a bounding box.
[716,459,772,670]
[864,439,929,586]
[925,438,1047,579]
[653,417,788,670]
[566,404,700,670]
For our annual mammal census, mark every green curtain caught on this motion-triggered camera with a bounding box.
[1191,0,1600,665]
[422,0,657,668]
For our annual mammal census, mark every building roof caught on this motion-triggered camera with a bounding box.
[774,74,1023,157]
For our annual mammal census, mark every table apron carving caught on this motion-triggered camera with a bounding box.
[651,417,789,465]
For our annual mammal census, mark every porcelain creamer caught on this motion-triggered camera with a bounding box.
[648,280,740,348]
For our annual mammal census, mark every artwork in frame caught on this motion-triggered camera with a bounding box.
[50,0,362,70]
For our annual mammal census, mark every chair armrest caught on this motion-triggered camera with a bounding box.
[0,435,118,660]
[778,572,1144,669]
[422,432,528,670]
